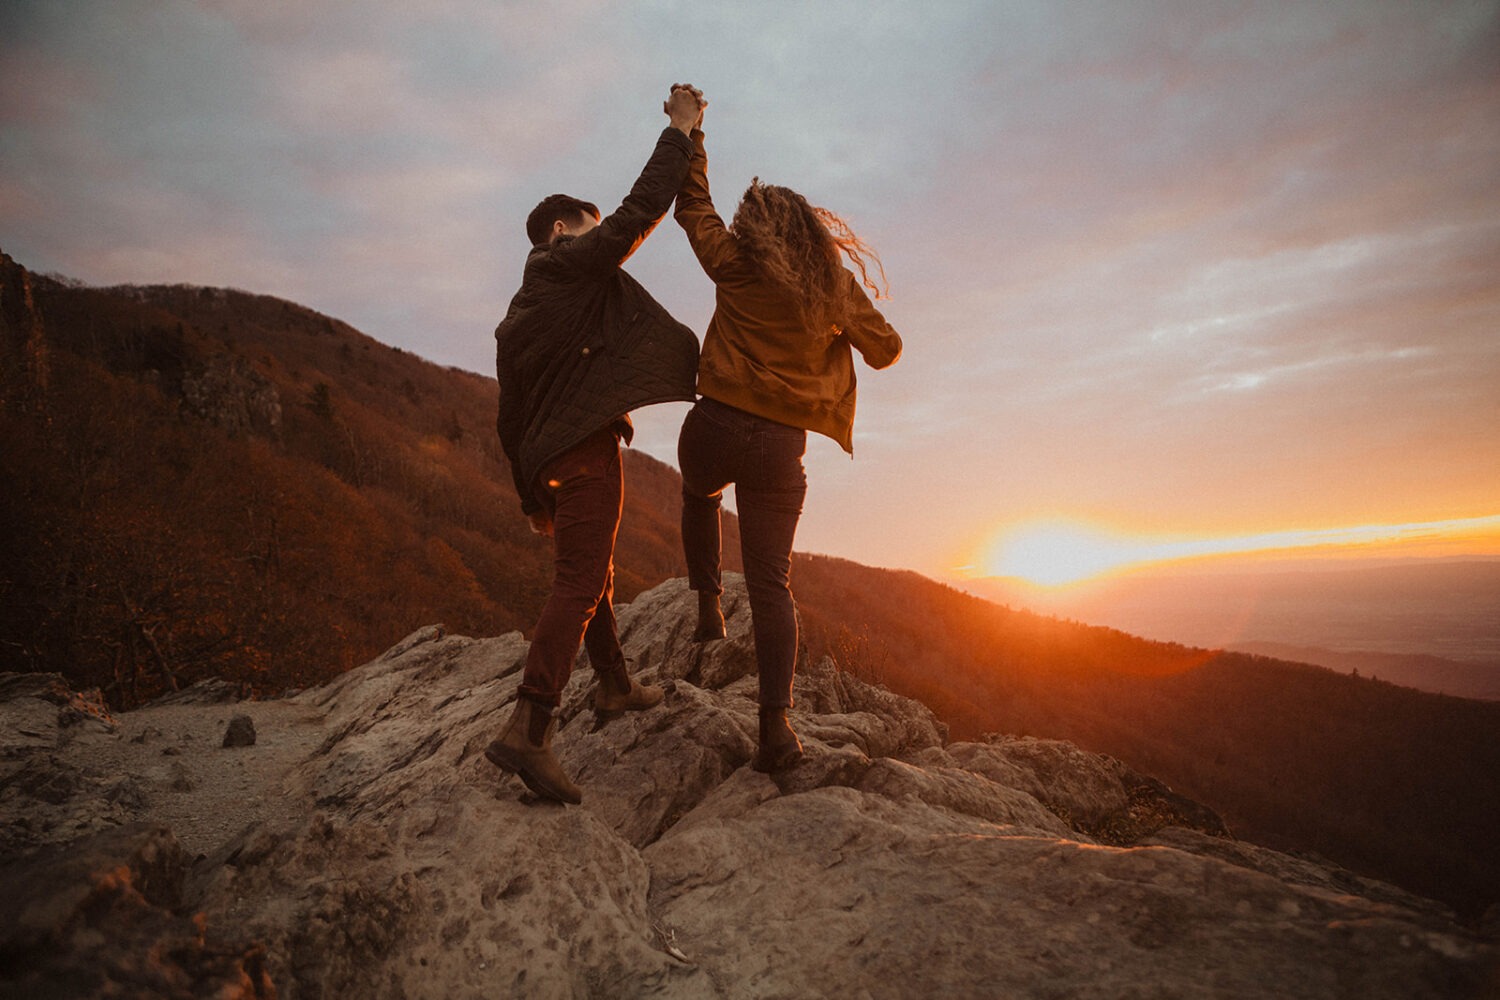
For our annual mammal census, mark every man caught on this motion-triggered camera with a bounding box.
[486,85,706,804]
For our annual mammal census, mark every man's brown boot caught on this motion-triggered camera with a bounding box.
[485,697,582,804]
[594,670,664,718]
[693,590,726,642]
[752,706,804,773]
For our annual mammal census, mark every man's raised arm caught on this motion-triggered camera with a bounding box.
[557,85,707,269]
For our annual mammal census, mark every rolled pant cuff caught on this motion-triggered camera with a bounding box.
[518,688,560,709]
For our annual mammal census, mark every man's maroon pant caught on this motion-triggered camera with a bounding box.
[518,427,629,706]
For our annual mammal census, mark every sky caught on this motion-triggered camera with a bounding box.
[3,0,1498,584]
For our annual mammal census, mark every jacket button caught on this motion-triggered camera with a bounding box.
[581,347,591,356]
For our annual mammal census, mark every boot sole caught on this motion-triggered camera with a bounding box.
[594,688,665,719]
[484,742,582,805]
[593,697,664,718]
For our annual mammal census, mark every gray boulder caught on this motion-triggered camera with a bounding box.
[0,577,1492,999]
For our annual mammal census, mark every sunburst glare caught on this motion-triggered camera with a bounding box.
[982,514,1500,588]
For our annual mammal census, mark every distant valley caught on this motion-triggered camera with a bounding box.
[960,560,1500,701]
[1227,641,1500,702]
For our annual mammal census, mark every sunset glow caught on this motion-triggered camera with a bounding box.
[982,514,1500,588]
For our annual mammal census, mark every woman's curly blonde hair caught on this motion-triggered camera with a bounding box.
[729,179,888,332]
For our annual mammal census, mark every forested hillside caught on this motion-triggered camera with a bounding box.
[0,250,738,702]
[3,249,1496,921]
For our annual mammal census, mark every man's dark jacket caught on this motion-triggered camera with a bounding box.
[495,127,699,515]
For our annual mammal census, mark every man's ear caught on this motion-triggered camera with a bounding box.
[551,219,568,242]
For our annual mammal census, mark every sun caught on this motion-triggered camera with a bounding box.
[984,521,1145,588]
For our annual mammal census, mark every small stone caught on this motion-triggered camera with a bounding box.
[169,762,195,792]
[222,714,257,748]
[104,776,150,810]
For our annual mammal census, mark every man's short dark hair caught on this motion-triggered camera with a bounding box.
[525,194,601,246]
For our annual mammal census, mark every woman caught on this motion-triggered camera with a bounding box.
[673,99,903,772]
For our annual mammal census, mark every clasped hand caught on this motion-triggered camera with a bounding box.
[664,82,706,131]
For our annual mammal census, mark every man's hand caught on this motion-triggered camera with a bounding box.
[528,511,554,538]
[665,83,706,134]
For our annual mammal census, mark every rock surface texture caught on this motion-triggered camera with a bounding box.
[0,575,1494,999]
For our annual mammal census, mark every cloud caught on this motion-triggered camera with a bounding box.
[2,0,1497,574]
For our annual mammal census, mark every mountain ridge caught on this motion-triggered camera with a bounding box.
[1227,641,1500,701]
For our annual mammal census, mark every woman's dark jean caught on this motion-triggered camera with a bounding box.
[678,398,807,709]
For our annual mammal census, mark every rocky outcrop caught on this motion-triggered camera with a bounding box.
[0,575,1494,998]
[180,353,282,437]
[0,247,50,404]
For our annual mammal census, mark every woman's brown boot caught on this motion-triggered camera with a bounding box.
[594,670,664,718]
[485,697,582,804]
[753,706,803,772]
